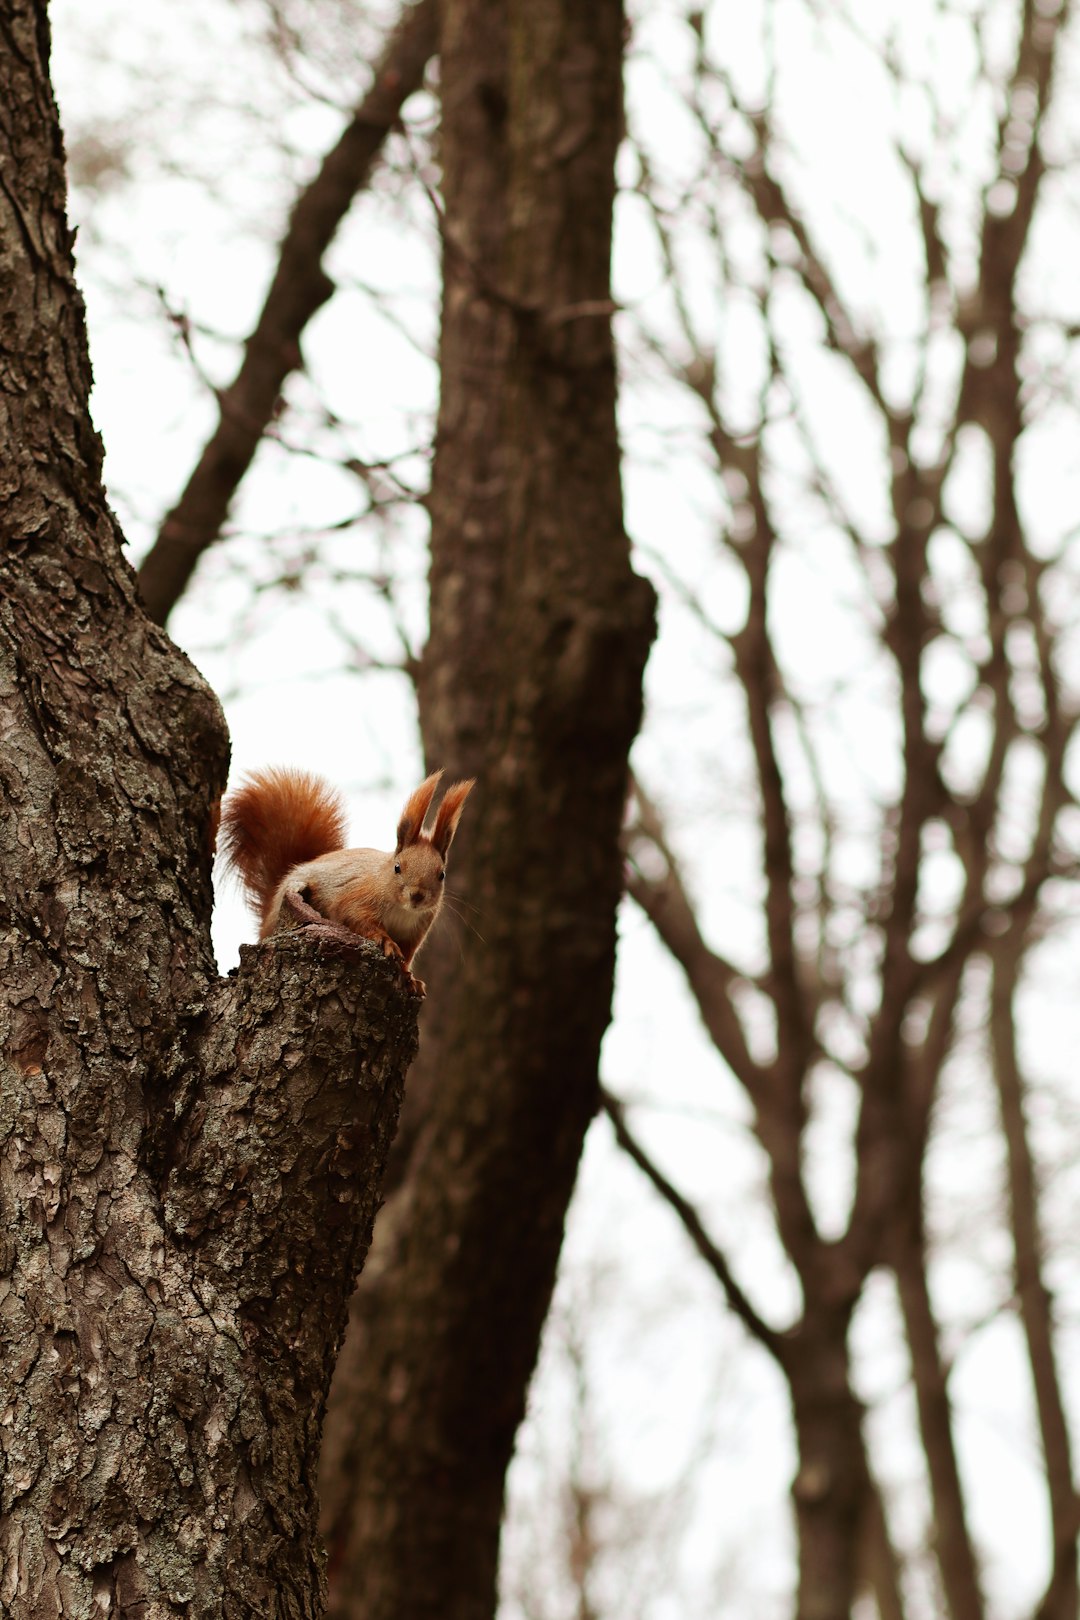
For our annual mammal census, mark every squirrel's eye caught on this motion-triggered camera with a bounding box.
[394,862,401,875]
[438,870,445,882]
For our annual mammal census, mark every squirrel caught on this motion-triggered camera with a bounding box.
[220,767,474,995]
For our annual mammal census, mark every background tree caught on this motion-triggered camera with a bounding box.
[600,2,1080,1616]
[316,1,654,1615]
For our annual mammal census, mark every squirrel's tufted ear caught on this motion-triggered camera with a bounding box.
[431,779,475,857]
[396,770,444,851]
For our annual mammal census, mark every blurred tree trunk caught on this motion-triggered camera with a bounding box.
[319,0,655,1615]
[610,2,1080,1613]
[992,932,1079,1620]
[0,7,417,1614]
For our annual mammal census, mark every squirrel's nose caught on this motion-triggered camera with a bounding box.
[409,888,426,906]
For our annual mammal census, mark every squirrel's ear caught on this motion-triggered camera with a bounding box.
[396,770,444,850]
[431,779,475,857]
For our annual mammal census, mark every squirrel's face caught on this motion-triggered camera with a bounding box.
[391,840,446,914]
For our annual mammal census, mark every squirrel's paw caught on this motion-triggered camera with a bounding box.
[379,936,425,996]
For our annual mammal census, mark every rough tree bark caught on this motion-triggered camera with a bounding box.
[319,0,655,1615]
[0,6,417,1613]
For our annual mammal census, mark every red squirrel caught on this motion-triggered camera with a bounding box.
[220,767,474,994]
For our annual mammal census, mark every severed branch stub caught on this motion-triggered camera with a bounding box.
[141,935,419,1610]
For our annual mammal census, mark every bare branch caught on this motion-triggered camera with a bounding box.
[600,1088,785,1366]
[626,779,767,1099]
[137,0,437,625]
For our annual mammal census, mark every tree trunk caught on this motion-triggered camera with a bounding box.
[992,939,1079,1620]
[786,1317,866,1620]
[319,0,655,1615]
[893,1215,985,1620]
[0,8,417,1613]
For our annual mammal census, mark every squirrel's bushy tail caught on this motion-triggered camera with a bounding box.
[220,768,348,928]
